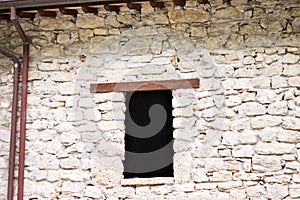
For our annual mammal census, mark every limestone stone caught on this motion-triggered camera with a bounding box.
[232,145,254,158]
[271,76,288,88]
[239,130,258,144]
[76,14,105,29]
[168,9,210,23]
[267,101,288,115]
[282,53,299,64]
[246,34,273,47]
[290,184,300,198]
[192,168,208,182]
[292,17,300,33]
[277,129,300,143]
[283,65,300,76]
[85,186,104,198]
[79,29,94,41]
[39,18,75,30]
[288,77,300,87]
[215,6,241,19]
[174,152,192,183]
[191,26,207,37]
[251,115,281,129]
[62,181,85,194]
[60,157,81,169]
[89,36,120,54]
[282,117,300,130]
[262,63,283,77]
[120,38,150,55]
[225,95,242,107]
[50,72,72,82]
[238,102,266,116]
[38,154,60,170]
[204,158,225,172]
[197,97,214,110]
[211,170,232,182]
[252,155,282,172]
[222,130,240,145]
[255,142,295,155]
[256,89,276,104]
[266,184,288,199]
[252,77,270,88]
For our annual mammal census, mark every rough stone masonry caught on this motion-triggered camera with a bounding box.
[0,0,300,199]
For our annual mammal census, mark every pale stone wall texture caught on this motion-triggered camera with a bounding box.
[0,0,300,199]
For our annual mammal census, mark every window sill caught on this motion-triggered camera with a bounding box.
[121,177,174,186]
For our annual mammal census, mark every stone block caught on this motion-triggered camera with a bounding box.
[290,184,300,198]
[271,76,288,88]
[222,130,240,145]
[283,65,300,76]
[239,130,258,144]
[215,6,241,19]
[60,157,81,169]
[168,9,210,23]
[277,129,300,143]
[283,53,299,64]
[50,72,72,82]
[282,117,300,130]
[120,38,150,55]
[266,184,288,199]
[85,186,105,198]
[238,102,266,116]
[258,127,279,142]
[232,145,254,158]
[76,14,105,28]
[267,101,288,115]
[174,152,192,183]
[256,89,276,104]
[252,155,282,172]
[211,170,232,182]
[288,77,300,87]
[89,36,120,54]
[255,142,295,155]
[251,115,281,129]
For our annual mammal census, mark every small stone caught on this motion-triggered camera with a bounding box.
[50,72,72,82]
[225,95,242,107]
[215,6,241,19]
[282,117,300,130]
[271,76,288,88]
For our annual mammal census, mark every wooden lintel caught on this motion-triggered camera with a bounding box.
[173,0,186,6]
[90,78,200,93]
[82,6,98,14]
[104,5,120,13]
[59,8,78,17]
[38,9,57,18]
[127,3,142,11]
[150,0,164,8]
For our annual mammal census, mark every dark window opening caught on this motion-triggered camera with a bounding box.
[123,90,174,178]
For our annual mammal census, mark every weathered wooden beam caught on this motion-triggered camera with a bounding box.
[90,78,200,93]
[104,5,120,13]
[59,7,78,17]
[0,14,10,20]
[173,0,186,6]
[18,12,36,19]
[82,5,98,14]
[198,0,209,4]
[38,9,57,18]
[150,0,164,8]
[127,3,142,12]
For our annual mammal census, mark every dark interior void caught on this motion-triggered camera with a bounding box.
[123,90,174,178]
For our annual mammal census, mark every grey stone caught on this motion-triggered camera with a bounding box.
[120,38,150,55]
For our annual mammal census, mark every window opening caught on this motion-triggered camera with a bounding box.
[123,90,174,178]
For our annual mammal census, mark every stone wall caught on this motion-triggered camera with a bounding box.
[0,0,300,199]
